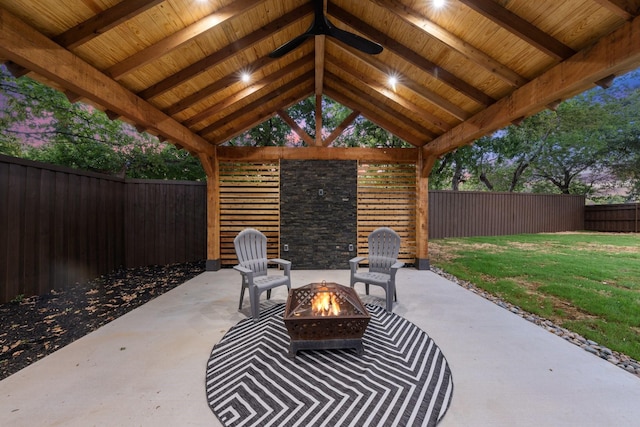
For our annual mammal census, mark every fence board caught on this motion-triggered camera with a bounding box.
[585,203,639,232]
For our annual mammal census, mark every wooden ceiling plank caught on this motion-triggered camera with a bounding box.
[423,13,640,157]
[198,71,314,137]
[183,55,313,127]
[137,4,313,100]
[458,0,576,60]
[325,85,426,147]
[52,0,164,49]
[333,40,471,121]
[164,55,275,116]
[106,0,262,80]
[0,7,213,155]
[330,4,495,106]
[371,0,527,88]
[323,109,360,147]
[326,53,449,133]
[209,89,314,144]
[327,64,438,139]
[278,109,315,146]
[591,0,640,20]
[216,146,417,162]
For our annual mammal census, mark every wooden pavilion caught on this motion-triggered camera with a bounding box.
[1,0,639,269]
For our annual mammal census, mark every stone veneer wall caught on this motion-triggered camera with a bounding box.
[280,160,357,269]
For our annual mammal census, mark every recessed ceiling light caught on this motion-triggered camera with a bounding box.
[433,0,446,9]
[241,72,251,83]
[388,75,398,90]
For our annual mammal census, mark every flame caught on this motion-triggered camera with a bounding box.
[312,291,341,316]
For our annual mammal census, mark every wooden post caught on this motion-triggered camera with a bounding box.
[415,151,437,270]
[199,149,221,271]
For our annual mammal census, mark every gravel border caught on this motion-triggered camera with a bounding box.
[431,266,640,379]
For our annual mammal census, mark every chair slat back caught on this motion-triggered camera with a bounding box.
[234,228,268,276]
[368,227,401,273]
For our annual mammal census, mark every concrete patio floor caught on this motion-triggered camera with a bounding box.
[2,268,640,426]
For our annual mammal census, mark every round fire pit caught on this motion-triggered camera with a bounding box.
[283,282,371,358]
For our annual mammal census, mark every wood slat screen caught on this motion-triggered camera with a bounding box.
[357,162,417,264]
[219,162,280,266]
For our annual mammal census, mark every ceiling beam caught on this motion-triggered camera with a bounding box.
[423,13,640,157]
[315,32,326,146]
[591,0,640,20]
[323,110,360,147]
[137,3,312,100]
[278,109,315,146]
[325,84,426,147]
[164,55,276,116]
[371,0,527,88]
[216,146,417,162]
[198,71,314,138]
[325,68,439,139]
[53,0,164,49]
[183,55,313,127]
[326,53,450,133]
[0,7,213,155]
[105,0,262,79]
[332,40,471,121]
[210,90,314,145]
[458,0,575,60]
[330,4,495,106]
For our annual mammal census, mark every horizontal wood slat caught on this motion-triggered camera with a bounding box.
[219,162,280,265]
[357,162,417,264]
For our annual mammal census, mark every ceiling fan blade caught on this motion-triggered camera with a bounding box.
[269,33,314,58]
[328,26,383,55]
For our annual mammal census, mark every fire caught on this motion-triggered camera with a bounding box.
[312,291,341,316]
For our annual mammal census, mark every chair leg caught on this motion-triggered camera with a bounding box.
[365,283,370,295]
[238,283,246,310]
[266,289,271,300]
[250,287,261,322]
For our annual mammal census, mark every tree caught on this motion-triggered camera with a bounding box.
[0,65,204,180]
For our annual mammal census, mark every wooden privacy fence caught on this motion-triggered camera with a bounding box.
[585,203,640,232]
[0,155,205,303]
[2,155,593,303]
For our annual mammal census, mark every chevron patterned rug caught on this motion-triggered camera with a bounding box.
[205,303,453,427]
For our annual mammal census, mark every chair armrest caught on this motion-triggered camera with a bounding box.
[391,261,405,270]
[269,258,292,275]
[349,256,366,273]
[233,265,252,274]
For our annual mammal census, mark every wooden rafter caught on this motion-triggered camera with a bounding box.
[105,0,262,79]
[330,4,496,106]
[423,13,640,157]
[53,0,164,49]
[458,0,575,60]
[199,71,315,139]
[183,55,313,127]
[137,4,312,100]
[333,41,471,121]
[371,0,527,88]
[323,110,360,147]
[325,84,426,147]
[278,109,315,146]
[0,7,213,155]
[326,53,449,133]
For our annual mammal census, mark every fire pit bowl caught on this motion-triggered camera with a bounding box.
[284,282,370,358]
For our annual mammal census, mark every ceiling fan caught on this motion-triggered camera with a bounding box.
[269,0,383,58]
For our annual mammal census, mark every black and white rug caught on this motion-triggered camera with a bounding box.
[205,304,453,427]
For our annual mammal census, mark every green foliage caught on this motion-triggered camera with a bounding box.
[431,233,640,360]
[0,65,204,180]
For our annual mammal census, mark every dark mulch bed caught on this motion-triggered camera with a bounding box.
[0,261,206,381]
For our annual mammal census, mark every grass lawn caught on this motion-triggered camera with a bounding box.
[429,232,640,361]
